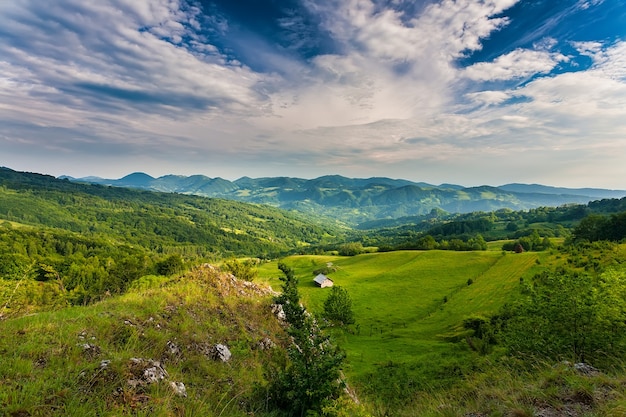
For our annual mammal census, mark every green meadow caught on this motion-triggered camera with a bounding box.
[257,250,545,391]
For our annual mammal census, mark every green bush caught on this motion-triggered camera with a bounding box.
[501,266,626,365]
[128,274,169,291]
[222,258,258,281]
[322,286,355,326]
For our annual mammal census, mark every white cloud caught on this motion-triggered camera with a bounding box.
[465,90,512,105]
[592,42,626,80]
[464,48,567,81]
[577,0,605,11]
[2,0,526,137]
[0,0,265,119]
[307,0,520,71]
[258,0,525,131]
[571,40,604,58]
[275,36,626,187]
[414,0,518,57]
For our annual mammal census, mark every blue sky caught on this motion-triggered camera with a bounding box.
[1,0,625,187]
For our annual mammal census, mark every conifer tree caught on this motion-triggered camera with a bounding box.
[269,263,345,416]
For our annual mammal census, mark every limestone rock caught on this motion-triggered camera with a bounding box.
[271,303,286,321]
[127,358,169,387]
[170,381,187,397]
[211,344,232,362]
[256,337,275,350]
[574,362,600,376]
[166,340,180,355]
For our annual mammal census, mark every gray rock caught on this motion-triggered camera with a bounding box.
[144,366,167,383]
[170,381,187,397]
[211,344,232,362]
[271,304,286,321]
[257,337,275,350]
[167,340,180,355]
[128,358,169,386]
[80,343,101,358]
[574,362,600,376]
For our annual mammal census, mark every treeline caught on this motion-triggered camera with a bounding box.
[571,212,626,242]
[355,199,626,253]
[389,234,488,252]
[501,230,553,252]
[304,233,488,256]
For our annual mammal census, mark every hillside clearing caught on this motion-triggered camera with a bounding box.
[258,250,541,384]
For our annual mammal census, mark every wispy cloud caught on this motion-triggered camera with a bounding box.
[0,0,265,117]
[0,0,625,187]
[463,48,568,81]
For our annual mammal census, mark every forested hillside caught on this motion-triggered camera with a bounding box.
[0,168,344,256]
[0,168,346,306]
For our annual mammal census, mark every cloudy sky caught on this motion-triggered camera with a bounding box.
[1,0,625,187]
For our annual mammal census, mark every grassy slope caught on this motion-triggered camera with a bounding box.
[4,248,626,416]
[257,250,543,383]
[258,249,626,417]
[0,266,285,417]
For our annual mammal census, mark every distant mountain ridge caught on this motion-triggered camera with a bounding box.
[497,183,625,199]
[63,172,626,225]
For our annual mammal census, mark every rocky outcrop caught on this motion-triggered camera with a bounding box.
[187,264,277,298]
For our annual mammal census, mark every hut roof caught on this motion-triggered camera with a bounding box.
[313,273,333,286]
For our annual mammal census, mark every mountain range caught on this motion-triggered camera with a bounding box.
[63,173,626,225]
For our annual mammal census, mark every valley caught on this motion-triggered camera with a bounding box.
[1,167,626,416]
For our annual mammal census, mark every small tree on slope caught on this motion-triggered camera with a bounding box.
[269,262,346,416]
[323,286,355,326]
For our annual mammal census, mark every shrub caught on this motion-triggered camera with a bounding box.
[222,258,258,281]
[338,242,364,256]
[155,254,184,276]
[500,267,626,365]
[323,286,355,326]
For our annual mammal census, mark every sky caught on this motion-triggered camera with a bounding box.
[1,0,626,188]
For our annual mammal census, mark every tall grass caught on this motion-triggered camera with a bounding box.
[0,267,287,416]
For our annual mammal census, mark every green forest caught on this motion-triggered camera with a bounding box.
[2,167,626,416]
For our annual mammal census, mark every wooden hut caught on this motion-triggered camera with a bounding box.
[313,273,334,288]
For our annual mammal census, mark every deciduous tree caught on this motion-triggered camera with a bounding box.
[323,286,355,326]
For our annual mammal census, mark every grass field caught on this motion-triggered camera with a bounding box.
[257,250,544,393]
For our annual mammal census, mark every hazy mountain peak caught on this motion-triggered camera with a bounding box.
[120,172,154,180]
